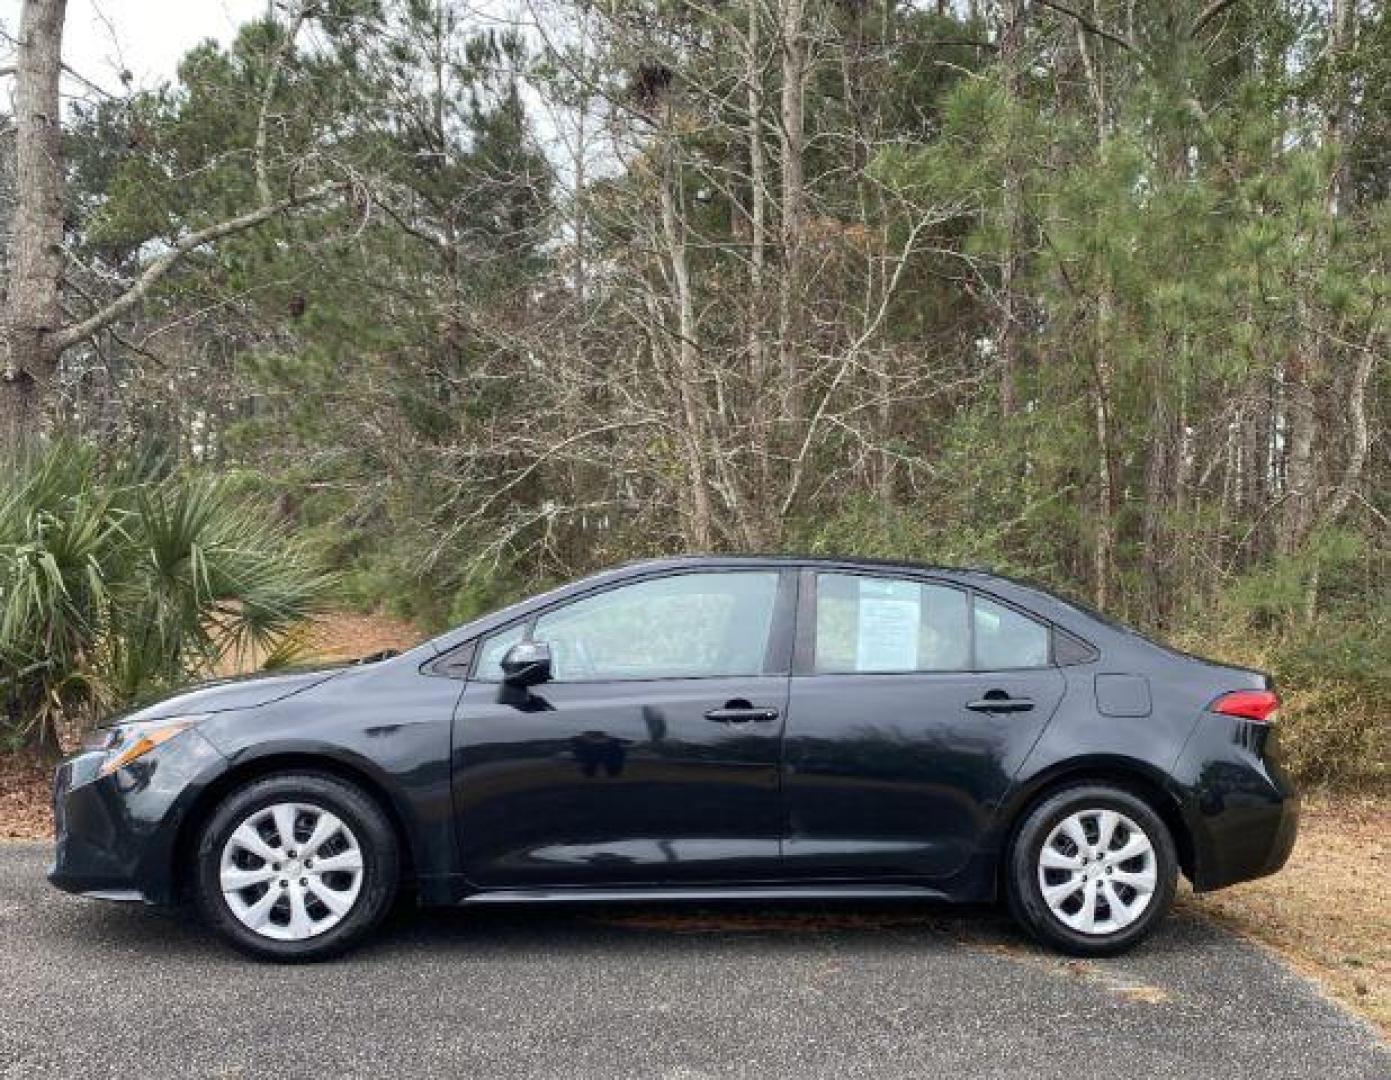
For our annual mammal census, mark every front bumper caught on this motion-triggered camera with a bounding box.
[49,728,227,905]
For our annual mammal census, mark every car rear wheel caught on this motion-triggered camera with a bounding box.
[193,772,399,961]
[1006,784,1177,956]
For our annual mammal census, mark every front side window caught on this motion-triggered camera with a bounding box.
[531,572,780,682]
[814,574,970,673]
[973,596,1050,669]
[474,622,526,682]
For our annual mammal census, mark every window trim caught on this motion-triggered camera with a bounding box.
[421,638,476,679]
[794,567,1061,677]
[463,567,796,685]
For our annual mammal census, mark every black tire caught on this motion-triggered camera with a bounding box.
[193,772,399,962]
[1005,784,1177,957]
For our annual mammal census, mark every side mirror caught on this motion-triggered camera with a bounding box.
[501,640,553,687]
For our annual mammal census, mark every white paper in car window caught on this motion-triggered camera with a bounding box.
[855,579,920,671]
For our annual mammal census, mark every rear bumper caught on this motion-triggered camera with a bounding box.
[1188,783,1299,892]
[49,729,227,905]
[1174,716,1300,892]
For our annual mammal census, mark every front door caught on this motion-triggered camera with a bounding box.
[451,569,794,888]
[782,570,1065,880]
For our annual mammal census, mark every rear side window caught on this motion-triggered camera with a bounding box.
[814,574,969,673]
[973,596,1049,669]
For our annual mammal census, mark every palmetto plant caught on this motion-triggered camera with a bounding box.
[0,443,329,754]
[0,448,119,750]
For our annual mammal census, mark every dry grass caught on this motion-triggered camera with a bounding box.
[1182,792,1390,1039]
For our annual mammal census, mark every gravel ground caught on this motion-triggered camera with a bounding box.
[1,843,1386,1079]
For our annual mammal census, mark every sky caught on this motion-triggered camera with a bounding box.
[2,0,592,193]
[4,1,546,97]
[1,0,263,95]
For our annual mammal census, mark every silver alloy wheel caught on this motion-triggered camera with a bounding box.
[219,802,364,941]
[1036,808,1157,935]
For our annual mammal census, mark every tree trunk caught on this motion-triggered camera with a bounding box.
[746,0,772,542]
[2,0,68,455]
[573,97,589,310]
[1141,394,1175,622]
[1282,0,1355,558]
[776,0,807,436]
[1090,346,1116,611]
[997,0,1027,418]
[1325,0,1353,218]
[3,0,324,459]
[1279,351,1317,555]
[1319,342,1376,529]
[659,145,715,550]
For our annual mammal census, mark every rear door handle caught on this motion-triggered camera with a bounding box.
[704,706,779,724]
[966,696,1035,714]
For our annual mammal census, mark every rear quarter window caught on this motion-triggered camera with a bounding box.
[973,596,1050,669]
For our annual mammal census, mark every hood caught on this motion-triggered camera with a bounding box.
[110,666,348,725]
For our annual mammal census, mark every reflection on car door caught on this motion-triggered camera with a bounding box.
[782,570,1065,880]
[451,569,795,888]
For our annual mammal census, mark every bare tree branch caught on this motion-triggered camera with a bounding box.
[1034,0,1136,53]
[51,182,340,351]
[254,2,314,207]
[1191,0,1242,37]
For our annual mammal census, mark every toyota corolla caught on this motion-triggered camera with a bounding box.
[50,556,1298,960]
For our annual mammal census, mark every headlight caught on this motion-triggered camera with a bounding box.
[83,716,207,777]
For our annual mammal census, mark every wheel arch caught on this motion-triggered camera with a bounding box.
[170,748,418,901]
[994,757,1196,884]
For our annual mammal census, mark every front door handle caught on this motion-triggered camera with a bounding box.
[966,695,1035,714]
[704,703,779,724]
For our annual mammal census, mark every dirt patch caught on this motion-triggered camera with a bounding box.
[215,609,425,675]
[1115,984,1170,1005]
[0,750,54,840]
[295,609,425,663]
[1181,792,1389,1039]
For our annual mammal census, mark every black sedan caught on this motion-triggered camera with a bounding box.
[50,556,1298,961]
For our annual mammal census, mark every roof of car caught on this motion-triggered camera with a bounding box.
[611,555,1084,599]
[616,553,992,576]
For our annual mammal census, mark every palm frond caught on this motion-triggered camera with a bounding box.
[2,442,332,747]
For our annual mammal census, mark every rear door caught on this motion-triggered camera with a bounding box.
[781,569,1065,881]
[451,568,795,888]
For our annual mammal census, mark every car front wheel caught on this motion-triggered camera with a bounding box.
[1006,784,1178,956]
[193,772,399,961]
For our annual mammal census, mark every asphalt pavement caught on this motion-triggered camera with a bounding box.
[0,842,1385,1079]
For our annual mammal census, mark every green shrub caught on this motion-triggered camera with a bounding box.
[0,443,330,753]
[1174,539,1389,791]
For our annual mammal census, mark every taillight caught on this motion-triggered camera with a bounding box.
[1210,689,1281,723]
